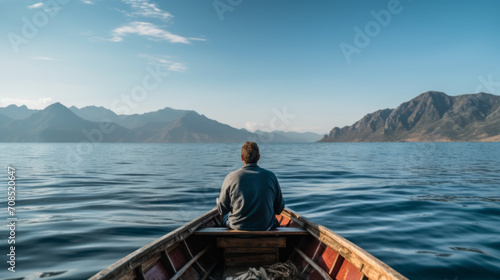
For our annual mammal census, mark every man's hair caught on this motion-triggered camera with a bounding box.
[241,142,260,164]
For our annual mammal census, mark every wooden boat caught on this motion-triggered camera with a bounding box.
[90,208,408,280]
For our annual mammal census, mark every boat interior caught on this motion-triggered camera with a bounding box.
[92,208,407,280]
[137,215,349,280]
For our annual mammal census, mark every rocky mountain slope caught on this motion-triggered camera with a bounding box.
[319,91,500,142]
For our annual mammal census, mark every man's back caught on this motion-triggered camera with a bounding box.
[217,163,285,231]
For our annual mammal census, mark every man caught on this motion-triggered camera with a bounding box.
[217,142,285,230]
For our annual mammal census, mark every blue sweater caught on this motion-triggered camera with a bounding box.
[217,163,285,230]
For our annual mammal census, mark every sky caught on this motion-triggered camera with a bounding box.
[1,0,499,134]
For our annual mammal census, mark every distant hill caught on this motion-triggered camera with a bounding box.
[0,103,318,143]
[0,114,13,124]
[69,105,122,125]
[143,111,254,142]
[319,91,500,142]
[69,106,188,129]
[0,103,134,142]
[0,104,38,119]
[123,107,189,129]
[254,130,322,142]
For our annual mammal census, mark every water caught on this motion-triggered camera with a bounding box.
[1,143,499,280]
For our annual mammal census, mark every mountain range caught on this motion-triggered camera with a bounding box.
[2,91,499,143]
[319,91,500,142]
[0,103,321,143]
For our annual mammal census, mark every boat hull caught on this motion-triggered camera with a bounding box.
[90,208,407,280]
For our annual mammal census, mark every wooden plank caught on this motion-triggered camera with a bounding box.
[280,209,408,280]
[225,253,277,267]
[143,260,170,280]
[309,270,329,280]
[217,237,286,248]
[160,251,176,277]
[180,267,201,280]
[183,240,211,276]
[194,227,307,235]
[293,247,333,280]
[141,254,162,272]
[301,239,324,275]
[200,263,217,280]
[183,240,195,258]
[167,246,188,272]
[330,256,344,277]
[170,244,212,280]
[279,216,291,226]
[276,215,283,224]
[117,270,136,280]
[336,260,364,280]
[225,247,277,254]
[316,246,339,272]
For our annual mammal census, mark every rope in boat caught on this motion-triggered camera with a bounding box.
[268,261,300,280]
[232,261,301,280]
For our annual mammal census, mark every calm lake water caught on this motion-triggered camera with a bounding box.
[1,143,499,280]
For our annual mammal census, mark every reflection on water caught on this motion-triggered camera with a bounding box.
[1,142,499,280]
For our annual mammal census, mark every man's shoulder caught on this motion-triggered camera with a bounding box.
[257,166,276,176]
[254,166,279,182]
[225,165,277,179]
[224,168,245,180]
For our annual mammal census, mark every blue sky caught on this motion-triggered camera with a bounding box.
[1,0,499,134]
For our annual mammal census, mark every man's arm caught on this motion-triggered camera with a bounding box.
[217,175,232,216]
[273,175,285,214]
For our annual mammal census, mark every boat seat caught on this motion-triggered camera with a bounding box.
[194,227,308,235]
[194,227,307,267]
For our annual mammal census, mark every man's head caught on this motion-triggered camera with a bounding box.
[241,141,260,164]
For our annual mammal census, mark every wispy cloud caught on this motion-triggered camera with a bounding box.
[1,97,55,109]
[122,0,172,21]
[245,122,267,132]
[110,21,191,43]
[290,126,325,133]
[188,37,207,42]
[27,2,65,13]
[167,62,187,72]
[28,2,43,9]
[81,0,93,4]
[32,56,55,60]
[138,54,187,72]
